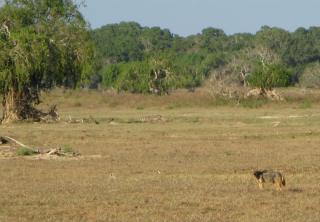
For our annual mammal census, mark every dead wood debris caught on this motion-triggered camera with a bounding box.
[66,115,99,124]
[125,115,167,124]
[17,104,60,123]
[0,136,79,159]
[65,114,166,125]
[246,88,284,101]
[43,147,80,157]
[2,136,29,147]
[39,104,60,122]
[137,114,167,123]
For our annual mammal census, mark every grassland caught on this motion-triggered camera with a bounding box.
[0,88,320,222]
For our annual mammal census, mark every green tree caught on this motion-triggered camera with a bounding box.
[92,22,144,64]
[0,0,94,123]
[255,26,290,55]
[200,27,227,53]
[141,27,173,52]
[284,27,320,66]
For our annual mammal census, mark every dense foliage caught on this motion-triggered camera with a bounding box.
[92,22,320,92]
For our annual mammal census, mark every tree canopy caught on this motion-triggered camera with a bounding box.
[0,0,94,123]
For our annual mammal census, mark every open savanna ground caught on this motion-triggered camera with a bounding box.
[0,89,320,222]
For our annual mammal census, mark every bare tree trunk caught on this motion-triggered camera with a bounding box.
[1,88,59,124]
[2,89,21,124]
[2,88,41,124]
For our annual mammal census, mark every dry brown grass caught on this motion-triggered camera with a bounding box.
[1,88,320,221]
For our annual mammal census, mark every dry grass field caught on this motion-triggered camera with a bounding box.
[1,88,320,221]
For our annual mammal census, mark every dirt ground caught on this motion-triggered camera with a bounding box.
[0,89,320,221]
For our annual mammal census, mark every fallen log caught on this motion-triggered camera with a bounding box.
[0,137,9,145]
[1,136,30,148]
[47,148,62,156]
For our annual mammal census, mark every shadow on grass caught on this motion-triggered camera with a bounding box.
[288,188,303,193]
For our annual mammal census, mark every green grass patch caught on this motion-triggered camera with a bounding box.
[239,98,269,108]
[16,147,38,156]
[299,100,312,109]
[61,145,75,154]
[210,96,235,107]
[165,105,175,110]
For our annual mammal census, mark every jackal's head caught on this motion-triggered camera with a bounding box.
[253,170,264,179]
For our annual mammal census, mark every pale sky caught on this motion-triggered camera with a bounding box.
[1,0,319,36]
[80,0,320,36]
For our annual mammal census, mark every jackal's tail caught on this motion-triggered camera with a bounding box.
[281,176,286,186]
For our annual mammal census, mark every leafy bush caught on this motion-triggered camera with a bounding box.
[102,62,150,93]
[247,62,292,89]
[115,61,151,93]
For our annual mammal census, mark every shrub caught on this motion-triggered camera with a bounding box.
[101,61,151,93]
[115,61,151,93]
[247,62,292,89]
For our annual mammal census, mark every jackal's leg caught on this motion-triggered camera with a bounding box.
[275,182,282,191]
[258,182,264,189]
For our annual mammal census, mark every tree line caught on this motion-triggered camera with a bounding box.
[92,22,320,92]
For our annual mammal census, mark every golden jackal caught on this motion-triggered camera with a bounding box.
[253,170,286,190]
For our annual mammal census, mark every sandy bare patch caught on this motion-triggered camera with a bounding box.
[258,115,308,119]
